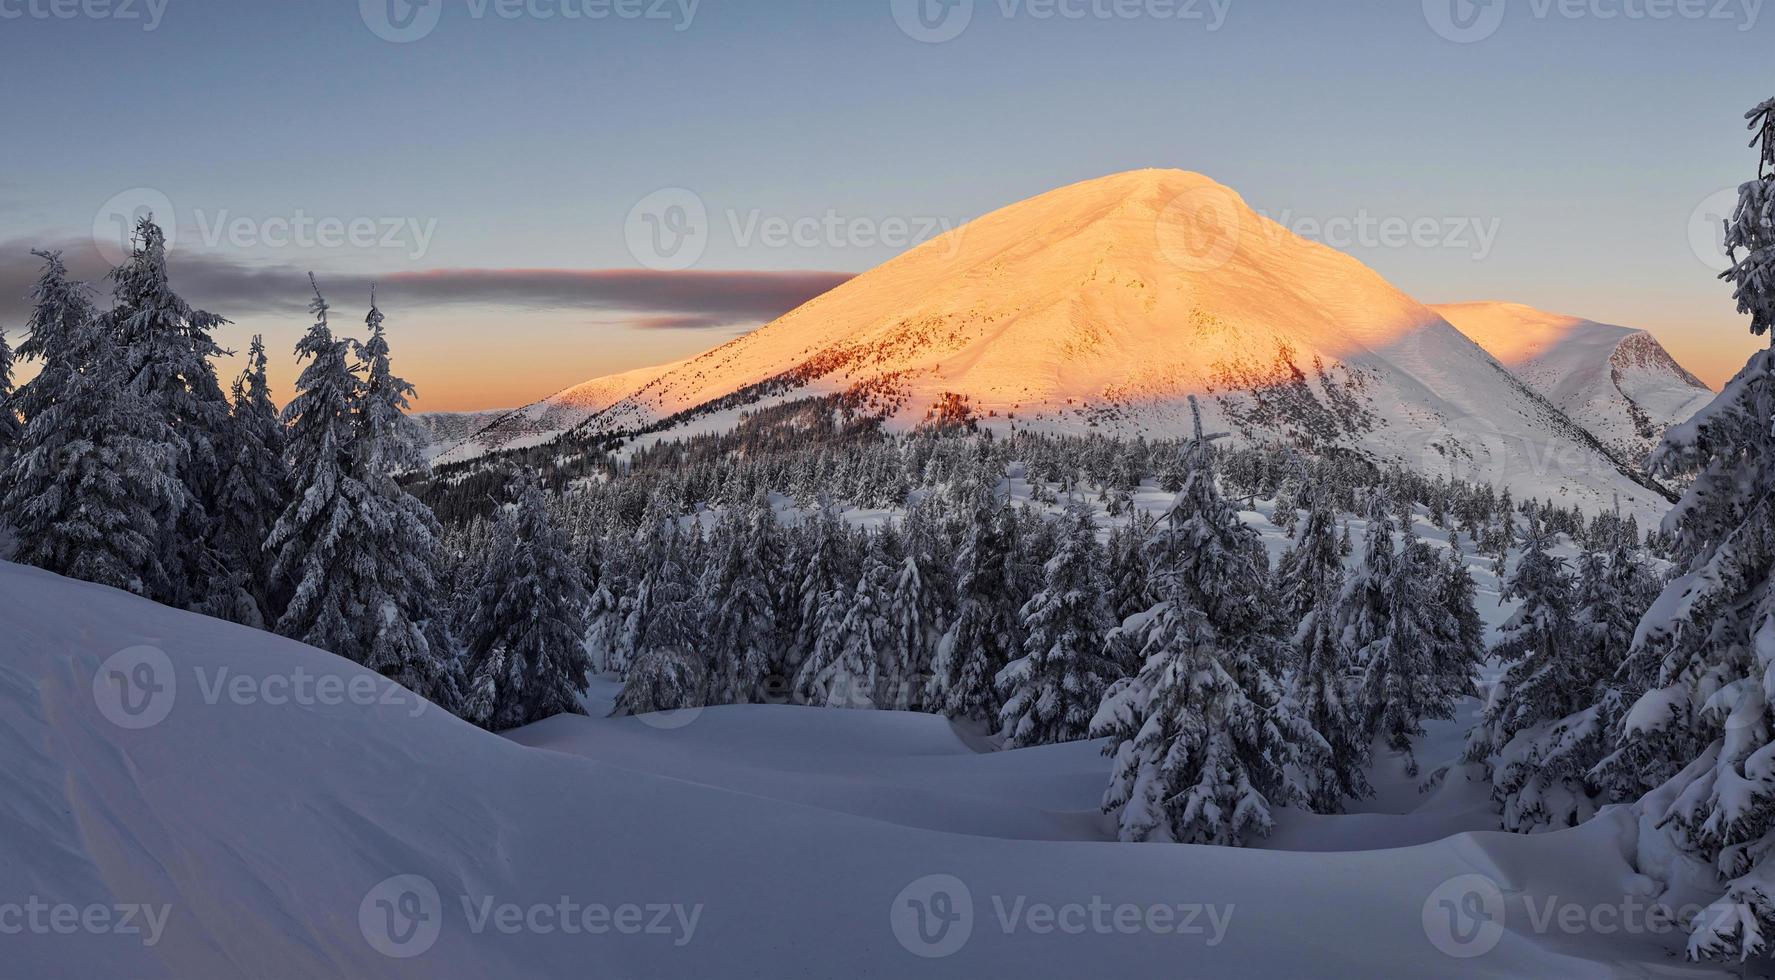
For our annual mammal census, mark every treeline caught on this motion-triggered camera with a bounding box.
[434,402,1660,845]
[0,222,465,709]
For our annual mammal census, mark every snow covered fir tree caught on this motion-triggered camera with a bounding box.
[1089,402,1317,845]
[1600,96,1775,962]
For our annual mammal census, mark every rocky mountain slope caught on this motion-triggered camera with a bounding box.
[1432,301,1713,466]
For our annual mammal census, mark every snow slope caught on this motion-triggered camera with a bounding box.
[412,410,511,461]
[0,556,1738,978]
[436,171,1672,519]
[1434,302,1714,466]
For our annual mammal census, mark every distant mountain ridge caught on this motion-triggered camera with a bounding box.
[1431,302,1713,466]
[424,170,1705,519]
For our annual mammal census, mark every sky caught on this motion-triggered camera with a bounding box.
[0,0,1769,410]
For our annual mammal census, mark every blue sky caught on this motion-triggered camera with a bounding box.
[1,0,1769,408]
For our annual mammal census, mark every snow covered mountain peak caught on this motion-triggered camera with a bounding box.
[432,172,1684,518]
[1432,301,1713,465]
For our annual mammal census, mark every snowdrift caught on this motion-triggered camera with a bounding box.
[0,559,1725,978]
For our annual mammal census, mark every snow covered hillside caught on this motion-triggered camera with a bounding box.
[433,170,1677,520]
[1433,302,1714,465]
[0,529,1736,979]
[412,409,512,461]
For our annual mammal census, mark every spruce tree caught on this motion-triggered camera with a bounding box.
[268,284,368,655]
[1090,401,1316,844]
[1282,483,1371,811]
[4,253,180,594]
[703,498,780,704]
[584,524,628,672]
[1432,546,1486,706]
[349,297,459,707]
[1490,489,1518,580]
[881,501,949,710]
[353,291,428,475]
[1605,97,1775,961]
[615,518,707,715]
[1479,526,1654,833]
[796,534,892,708]
[997,500,1118,748]
[1106,514,1158,625]
[459,468,591,730]
[0,325,17,472]
[793,503,855,679]
[614,497,680,674]
[1464,514,1596,829]
[1490,513,1576,671]
[1273,483,1344,629]
[1342,489,1456,775]
[926,486,1021,722]
[103,217,233,607]
[202,336,288,627]
[1141,402,1275,643]
[267,282,456,708]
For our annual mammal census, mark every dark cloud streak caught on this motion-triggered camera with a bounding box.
[0,238,853,332]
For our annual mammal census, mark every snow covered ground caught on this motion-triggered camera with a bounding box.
[1,491,1753,978]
